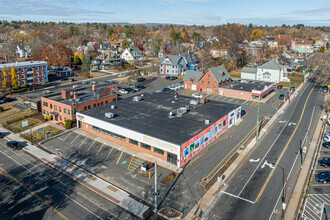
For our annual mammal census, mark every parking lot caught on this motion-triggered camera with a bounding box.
[302,126,330,220]
[41,131,176,204]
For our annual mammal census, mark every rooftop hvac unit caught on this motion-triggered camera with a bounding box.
[177,107,187,115]
[168,111,175,118]
[73,85,79,89]
[133,96,141,102]
[140,94,144,97]
[105,112,114,119]
[111,105,115,109]
[190,99,199,105]
[43,90,50,94]
[205,120,210,124]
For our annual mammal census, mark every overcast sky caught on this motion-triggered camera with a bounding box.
[0,0,329,26]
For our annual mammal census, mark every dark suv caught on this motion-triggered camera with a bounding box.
[165,76,177,80]
[318,158,330,167]
[7,141,23,150]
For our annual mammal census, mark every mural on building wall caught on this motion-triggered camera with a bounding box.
[180,115,229,166]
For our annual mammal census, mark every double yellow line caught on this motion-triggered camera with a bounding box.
[254,79,318,203]
[0,167,69,220]
[200,124,257,187]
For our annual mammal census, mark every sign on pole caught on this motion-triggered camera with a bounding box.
[21,120,29,128]
[45,131,51,135]
[141,163,147,172]
[37,127,44,134]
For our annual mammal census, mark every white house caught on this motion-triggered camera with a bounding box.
[241,60,285,83]
[120,46,143,63]
[16,45,30,58]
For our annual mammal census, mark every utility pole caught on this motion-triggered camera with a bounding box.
[256,101,260,143]
[154,161,158,213]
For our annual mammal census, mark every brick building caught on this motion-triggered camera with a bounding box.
[184,66,231,94]
[0,61,48,87]
[41,83,118,125]
[76,93,241,167]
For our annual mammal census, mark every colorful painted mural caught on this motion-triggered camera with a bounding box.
[180,114,229,166]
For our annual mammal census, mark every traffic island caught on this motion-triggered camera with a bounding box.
[157,207,183,219]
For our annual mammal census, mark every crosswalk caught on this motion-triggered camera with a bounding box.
[128,156,145,172]
[302,194,330,220]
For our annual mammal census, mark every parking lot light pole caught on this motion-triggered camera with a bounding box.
[256,101,260,143]
[154,161,158,213]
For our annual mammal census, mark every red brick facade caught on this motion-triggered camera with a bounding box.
[198,70,231,94]
[81,121,168,161]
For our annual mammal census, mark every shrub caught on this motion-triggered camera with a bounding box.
[43,116,48,120]
[47,115,52,120]
[65,119,71,129]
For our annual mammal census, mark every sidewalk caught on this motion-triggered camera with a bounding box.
[284,110,325,218]
[75,129,183,173]
[0,127,150,219]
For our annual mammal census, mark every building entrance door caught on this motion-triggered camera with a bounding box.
[78,120,81,129]
[167,152,177,166]
[192,84,196,90]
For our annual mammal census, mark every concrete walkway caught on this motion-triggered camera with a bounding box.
[0,127,150,219]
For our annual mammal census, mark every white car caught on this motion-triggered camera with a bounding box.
[118,74,126,77]
[119,89,128,94]
[324,135,330,142]
[192,93,203,99]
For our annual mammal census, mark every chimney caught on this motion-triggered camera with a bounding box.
[73,92,78,100]
[92,84,96,91]
[4,55,8,63]
[202,70,205,75]
[62,90,68,99]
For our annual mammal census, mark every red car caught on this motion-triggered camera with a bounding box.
[277,84,283,89]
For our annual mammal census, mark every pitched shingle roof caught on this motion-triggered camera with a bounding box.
[208,66,231,83]
[159,55,183,65]
[183,70,203,82]
[258,60,284,70]
[242,67,257,74]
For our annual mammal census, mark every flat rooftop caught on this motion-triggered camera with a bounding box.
[220,80,272,92]
[81,92,240,145]
[18,81,111,102]
[0,61,47,69]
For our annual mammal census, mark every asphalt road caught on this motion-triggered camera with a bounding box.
[0,138,134,220]
[204,70,325,220]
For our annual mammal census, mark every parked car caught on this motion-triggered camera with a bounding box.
[0,132,4,138]
[323,86,328,93]
[322,142,330,148]
[126,87,135,93]
[118,74,126,77]
[165,76,177,80]
[62,77,68,81]
[162,88,171,92]
[119,89,128,94]
[315,171,330,183]
[130,78,138,83]
[137,77,145,82]
[69,78,75,82]
[277,84,283,89]
[241,109,246,116]
[192,93,203,99]
[290,86,295,92]
[131,87,140,92]
[324,135,330,142]
[279,94,285,100]
[324,132,330,136]
[168,85,177,91]
[156,90,162,93]
[7,141,23,150]
[136,85,145,89]
[318,158,330,167]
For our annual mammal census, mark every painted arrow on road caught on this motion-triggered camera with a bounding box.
[261,160,274,169]
[249,158,260,163]
[288,122,297,126]
[279,121,286,123]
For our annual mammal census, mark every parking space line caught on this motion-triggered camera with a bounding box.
[235,99,241,103]
[78,137,87,148]
[71,134,79,144]
[222,97,228,101]
[304,207,318,220]
[310,184,330,186]
[87,141,95,151]
[216,96,222,100]
[106,148,113,160]
[60,132,72,141]
[242,100,249,104]
[96,144,104,156]
[319,195,330,203]
[116,151,123,164]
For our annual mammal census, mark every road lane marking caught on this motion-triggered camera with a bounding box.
[71,134,79,144]
[88,141,96,151]
[255,77,318,203]
[0,167,69,220]
[116,151,123,164]
[96,143,104,156]
[106,148,113,160]
[221,191,255,204]
[78,137,87,148]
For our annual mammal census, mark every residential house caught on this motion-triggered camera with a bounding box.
[313,39,327,51]
[50,67,73,79]
[265,34,291,52]
[181,51,200,71]
[243,40,265,63]
[159,54,188,75]
[16,45,30,58]
[291,38,313,54]
[120,46,143,63]
[210,48,229,58]
[241,60,286,83]
[91,50,122,71]
[41,83,118,126]
[184,66,231,94]
[0,61,48,87]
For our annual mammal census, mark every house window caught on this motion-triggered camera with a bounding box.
[223,119,226,127]
[154,147,164,155]
[17,75,19,79]
[21,75,25,79]
[167,69,169,73]
[208,74,210,78]
[208,81,210,85]
[88,105,91,109]
[129,139,138,146]
[202,81,204,84]
[105,101,108,104]
[17,81,20,85]
[94,104,96,107]
[36,67,39,71]
[42,101,48,107]
[100,102,103,105]
[50,104,52,109]
[63,108,71,115]
[214,82,216,87]
[84,106,87,110]
[54,105,57,111]
[59,107,61,112]
[141,143,151,150]
[22,81,25,85]
[36,78,39,82]
[36,73,39,76]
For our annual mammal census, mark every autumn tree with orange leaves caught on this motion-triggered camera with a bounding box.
[42,42,72,67]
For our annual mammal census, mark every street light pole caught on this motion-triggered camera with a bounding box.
[256,101,260,143]
[154,161,158,213]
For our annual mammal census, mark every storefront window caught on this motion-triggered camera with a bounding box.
[129,139,138,146]
[141,143,151,150]
[154,147,164,155]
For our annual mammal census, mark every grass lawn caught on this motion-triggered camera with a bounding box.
[91,72,107,78]
[8,118,43,133]
[277,78,304,88]
[0,111,36,124]
[22,125,63,143]
[0,103,20,118]
[229,68,242,78]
